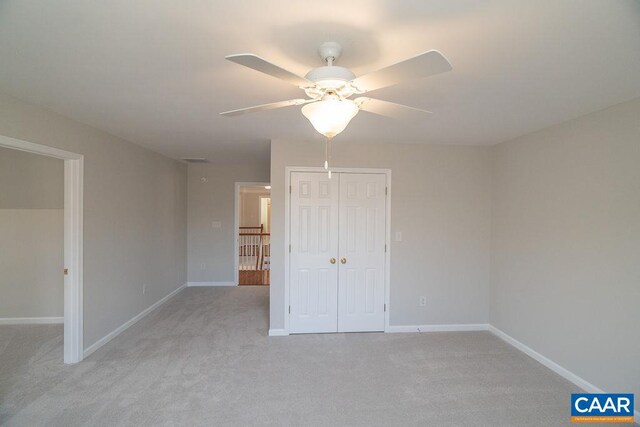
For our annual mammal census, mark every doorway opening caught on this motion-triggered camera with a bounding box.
[0,135,83,364]
[235,183,270,286]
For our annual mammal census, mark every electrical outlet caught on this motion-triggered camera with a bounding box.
[201,263,206,270]
[419,296,427,307]
[142,284,146,295]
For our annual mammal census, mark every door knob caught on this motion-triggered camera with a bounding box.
[330,258,336,264]
[340,258,347,264]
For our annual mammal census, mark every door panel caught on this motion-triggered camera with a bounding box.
[290,172,339,333]
[338,173,386,332]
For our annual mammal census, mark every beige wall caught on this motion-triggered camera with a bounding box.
[0,93,187,349]
[270,139,492,330]
[187,163,269,283]
[0,146,63,209]
[490,98,640,398]
[240,187,270,228]
[0,209,63,318]
[0,147,64,318]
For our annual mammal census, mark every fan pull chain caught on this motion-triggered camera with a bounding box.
[324,137,329,170]
[325,137,333,179]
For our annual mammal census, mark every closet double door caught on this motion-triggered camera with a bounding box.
[289,171,386,333]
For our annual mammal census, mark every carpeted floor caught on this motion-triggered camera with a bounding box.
[1,287,585,426]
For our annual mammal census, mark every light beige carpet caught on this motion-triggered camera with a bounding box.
[1,287,587,426]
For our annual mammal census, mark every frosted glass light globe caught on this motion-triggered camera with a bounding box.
[301,98,359,139]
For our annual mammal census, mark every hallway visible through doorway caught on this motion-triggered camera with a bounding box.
[237,184,270,286]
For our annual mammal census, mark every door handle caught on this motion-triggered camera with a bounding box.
[330,258,336,264]
[340,258,347,264]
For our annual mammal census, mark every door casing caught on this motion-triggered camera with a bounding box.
[234,181,270,286]
[0,134,84,364]
[284,167,391,335]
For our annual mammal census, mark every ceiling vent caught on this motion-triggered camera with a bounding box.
[180,157,210,163]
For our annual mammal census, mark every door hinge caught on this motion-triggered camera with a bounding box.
[289,244,291,252]
[384,303,387,312]
[385,244,387,253]
[289,305,291,314]
[63,268,69,275]
[385,187,388,196]
[289,185,292,194]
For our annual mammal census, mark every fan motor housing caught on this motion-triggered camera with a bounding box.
[305,66,355,83]
[304,66,356,98]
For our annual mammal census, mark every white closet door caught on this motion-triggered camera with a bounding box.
[290,172,339,333]
[338,173,386,332]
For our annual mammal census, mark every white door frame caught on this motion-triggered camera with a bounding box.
[284,167,391,335]
[234,181,270,286]
[259,195,270,233]
[0,134,84,364]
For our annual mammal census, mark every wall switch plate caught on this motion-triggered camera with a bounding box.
[201,263,206,270]
[419,296,427,306]
[395,231,402,241]
[212,221,222,228]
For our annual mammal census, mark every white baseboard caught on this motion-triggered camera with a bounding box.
[387,323,489,333]
[0,317,64,325]
[187,281,236,287]
[489,325,640,422]
[489,325,603,392]
[83,284,186,359]
[270,324,488,336]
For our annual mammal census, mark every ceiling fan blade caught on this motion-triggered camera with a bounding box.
[226,54,311,87]
[220,99,312,117]
[351,50,452,93]
[354,97,432,121]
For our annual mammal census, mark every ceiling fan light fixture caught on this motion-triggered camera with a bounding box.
[223,42,452,144]
[301,97,359,139]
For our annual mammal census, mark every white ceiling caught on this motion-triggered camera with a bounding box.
[1,0,639,164]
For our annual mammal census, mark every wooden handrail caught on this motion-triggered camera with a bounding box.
[239,232,270,236]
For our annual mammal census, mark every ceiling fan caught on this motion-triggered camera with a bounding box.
[221,42,452,139]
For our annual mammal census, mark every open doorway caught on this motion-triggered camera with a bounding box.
[0,135,83,364]
[235,183,270,286]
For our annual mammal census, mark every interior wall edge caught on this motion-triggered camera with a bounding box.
[83,283,186,359]
[489,325,640,422]
[488,97,640,401]
[270,140,492,331]
[0,93,189,350]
